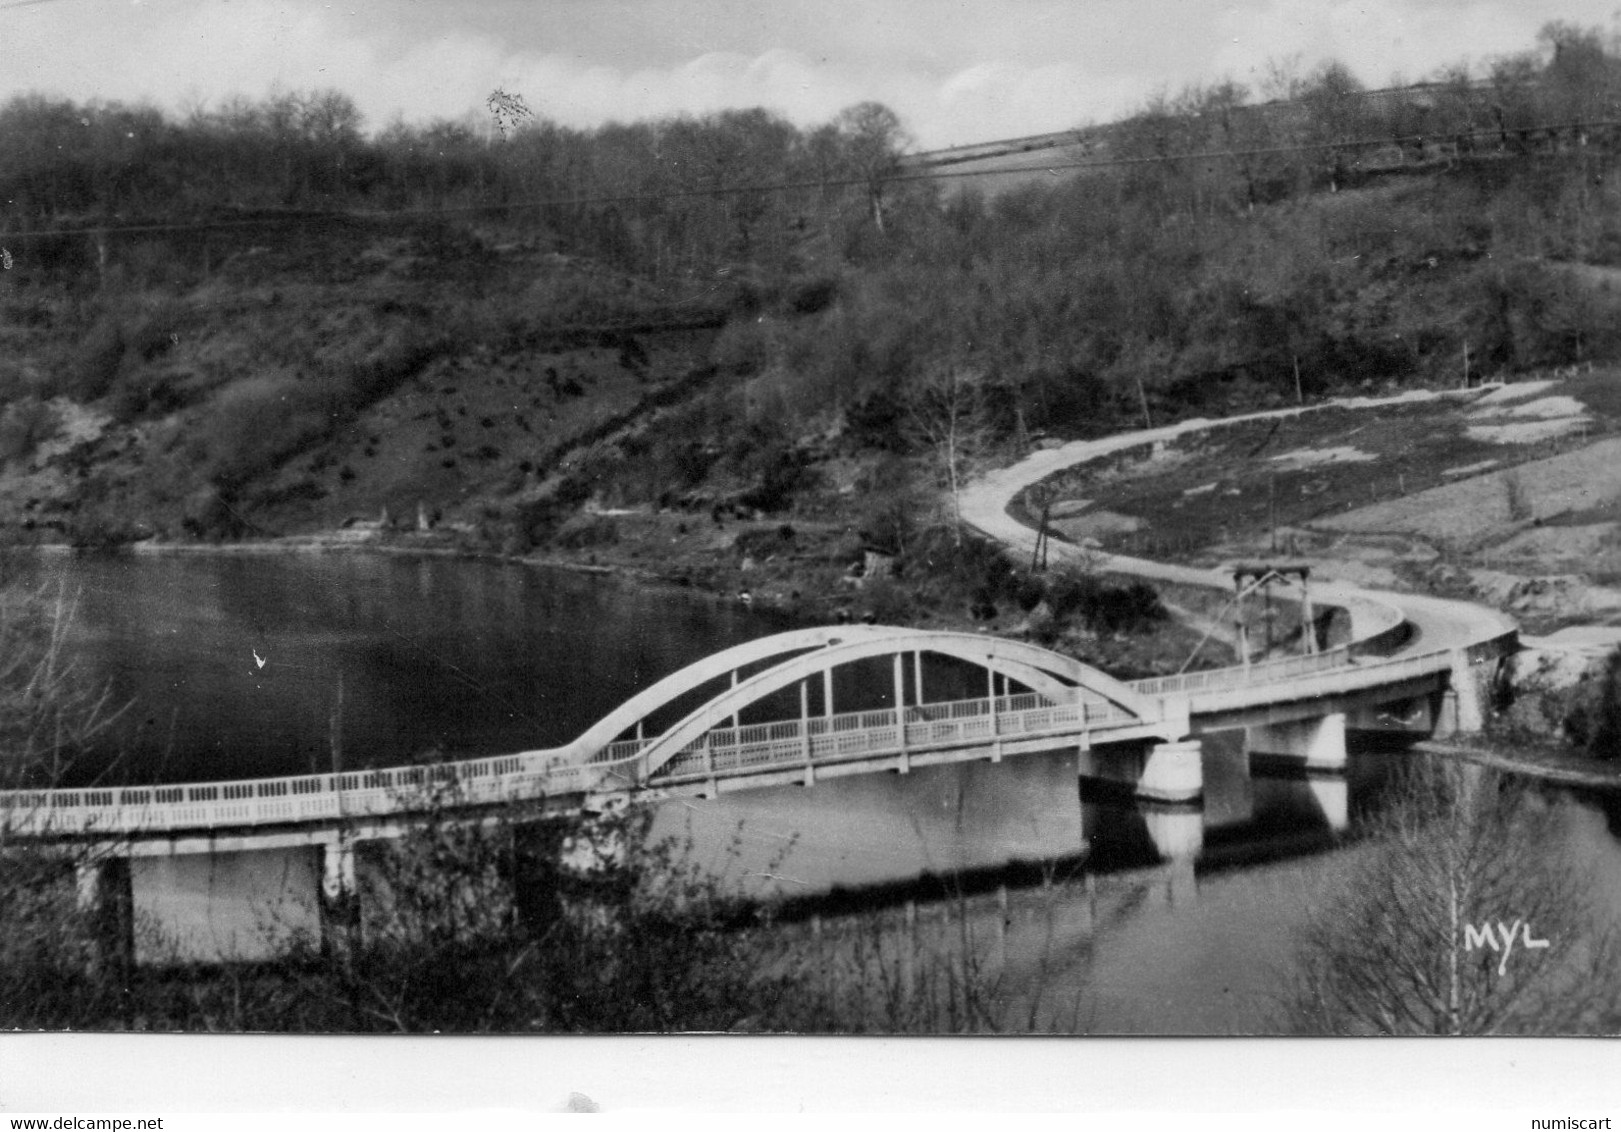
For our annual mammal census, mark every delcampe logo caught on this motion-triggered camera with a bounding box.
[1463,919,1550,976]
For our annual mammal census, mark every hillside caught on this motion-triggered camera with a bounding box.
[0,221,727,543]
[10,26,1621,682]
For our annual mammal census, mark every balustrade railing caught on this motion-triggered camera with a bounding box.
[1129,645,1353,697]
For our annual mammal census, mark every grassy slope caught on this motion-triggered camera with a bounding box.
[1017,372,1621,630]
[0,228,725,545]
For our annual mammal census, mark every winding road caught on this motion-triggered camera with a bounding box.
[957,396,1519,664]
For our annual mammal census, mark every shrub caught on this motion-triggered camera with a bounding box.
[107,370,194,424]
[63,317,125,401]
[189,375,328,491]
[552,513,619,550]
[783,274,840,316]
[1284,760,1621,1035]
[1561,647,1621,759]
[1044,565,1166,635]
[126,303,188,363]
[732,524,796,561]
[859,576,916,624]
[0,397,61,466]
[330,323,444,411]
[843,388,907,452]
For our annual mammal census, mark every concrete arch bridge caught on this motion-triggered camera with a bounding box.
[6,615,1509,888]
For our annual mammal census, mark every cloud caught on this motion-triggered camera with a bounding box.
[1210,0,1575,89]
[4,0,1620,150]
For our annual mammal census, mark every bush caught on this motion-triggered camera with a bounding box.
[126,303,187,363]
[1044,566,1166,636]
[1284,760,1621,1035]
[189,375,329,491]
[732,524,796,561]
[63,317,125,401]
[1561,647,1621,759]
[2,794,807,1033]
[859,576,917,624]
[0,397,61,466]
[551,512,619,550]
[107,369,194,424]
[0,585,131,1027]
[325,322,444,412]
[782,274,840,315]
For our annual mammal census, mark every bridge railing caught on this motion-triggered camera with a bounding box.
[646,688,1145,785]
[1174,645,1457,714]
[0,746,575,838]
[0,687,1121,836]
[1128,645,1354,698]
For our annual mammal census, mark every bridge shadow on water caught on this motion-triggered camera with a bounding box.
[752,734,1416,927]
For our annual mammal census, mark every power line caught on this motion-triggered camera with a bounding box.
[3,116,1617,241]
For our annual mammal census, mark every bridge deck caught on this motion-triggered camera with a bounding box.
[2,688,1153,838]
[0,621,1514,842]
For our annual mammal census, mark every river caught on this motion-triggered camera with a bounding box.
[5,550,792,786]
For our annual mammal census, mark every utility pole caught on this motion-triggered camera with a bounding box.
[1269,471,1278,555]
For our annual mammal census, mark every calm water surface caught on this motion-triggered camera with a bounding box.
[9,550,791,786]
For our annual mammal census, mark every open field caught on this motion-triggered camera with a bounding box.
[1016,372,1621,629]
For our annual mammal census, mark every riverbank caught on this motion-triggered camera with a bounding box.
[1416,738,1621,791]
[8,503,1228,682]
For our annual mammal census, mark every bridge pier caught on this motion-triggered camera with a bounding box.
[75,856,134,975]
[1246,712,1348,833]
[1348,694,1433,738]
[129,846,324,963]
[1432,647,1490,738]
[319,837,361,954]
[1078,738,1204,863]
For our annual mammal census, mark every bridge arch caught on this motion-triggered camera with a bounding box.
[559,625,908,762]
[612,628,1161,784]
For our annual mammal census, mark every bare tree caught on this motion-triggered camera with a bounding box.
[485,88,534,140]
[0,583,132,1029]
[1284,759,1621,1035]
[833,101,910,233]
[0,583,123,790]
[903,366,994,545]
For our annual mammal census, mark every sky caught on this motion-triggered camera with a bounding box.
[3,0,1620,149]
